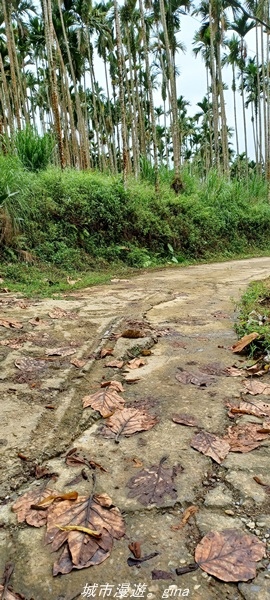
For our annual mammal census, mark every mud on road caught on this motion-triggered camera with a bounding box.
[1,257,270,600]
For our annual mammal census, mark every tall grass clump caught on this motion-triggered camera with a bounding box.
[15,126,55,172]
[0,155,32,253]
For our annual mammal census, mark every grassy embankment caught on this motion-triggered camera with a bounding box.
[235,277,270,357]
[0,154,270,297]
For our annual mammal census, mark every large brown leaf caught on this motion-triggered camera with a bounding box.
[82,388,125,417]
[242,379,270,396]
[126,457,178,506]
[227,399,270,419]
[223,423,270,452]
[176,368,216,387]
[195,529,265,582]
[231,332,259,353]
[12,487,54,527]
[101,408,158,441]
[45,493,125,575]
[191,431,230,464]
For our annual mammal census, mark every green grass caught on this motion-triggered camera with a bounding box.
[235,277,270,356]
[0,155,270,297]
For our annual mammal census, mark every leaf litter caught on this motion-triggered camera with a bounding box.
[172,413,201,427]
[12,488,54,527]
[230,332,259,353]
[126,456,180,506]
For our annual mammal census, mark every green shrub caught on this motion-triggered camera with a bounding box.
[15,127,55,172]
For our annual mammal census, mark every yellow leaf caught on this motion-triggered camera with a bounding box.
[56,524,102,537]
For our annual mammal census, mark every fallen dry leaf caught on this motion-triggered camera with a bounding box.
[191,431,230,464]
[0,318,23,330]
[126,456,178,506]
[127,552,159,567]
[0,584,27,600]
[15,357,47,372]
[171,506,198,531]
[82,388,125,417]
[65,449,107,472]
[253,476,270,494]
[151,570,175,580]
[227,399,270,419]
[126,358,146,369]
[200,362,227,376]
[172,413,201,428]
[104,360,124,369]
[12,488,54,527]
[100,380,124,392]
[45,347,76,357]
[223,423,270,452]
[242,379,270,396]
[70,358,87,368]
[128,541,141,558]
[28,317,49,327]
[224,366,245,377]
[100,348,114,359]
[32,491,78,509]
[45,492,125,575]
[101,408,158,442]
[176,368,216,387]
[231,332,259,353]
[0,337,25,349]
[195,529,265,582]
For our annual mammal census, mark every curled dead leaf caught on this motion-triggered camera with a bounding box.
[191,431,230,464]
[100,348,114,359]
[128,541,141,558]
[100,380,124,392]
[195,529,265,582]
[70,358,87,368]
[121,329,145,338]
[231,332,259,353]
[31,491,78,509]
[171,506,198,531]
[126,358,146,369]
[104,360,124,369]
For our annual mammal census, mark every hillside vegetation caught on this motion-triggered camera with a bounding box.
[0,154,269,295]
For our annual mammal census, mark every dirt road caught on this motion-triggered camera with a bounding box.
[1,257,270,600]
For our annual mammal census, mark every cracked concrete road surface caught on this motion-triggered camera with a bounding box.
[1,257,270,600]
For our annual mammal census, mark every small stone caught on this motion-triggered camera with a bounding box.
[255,529,261,536]
[241,517,248,522]
[265,533,270,538]
[201,572,208,579]
[179,559,186,564]
[194,585,201,590]
[247,521,255,529]
[257,522,266,527]
[224,510,234,515]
